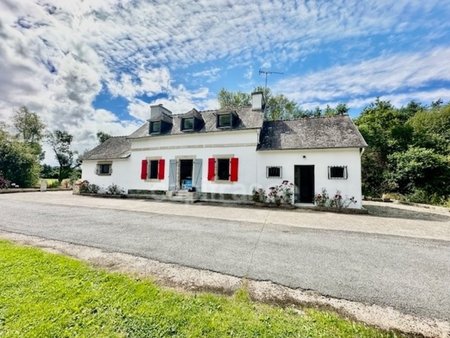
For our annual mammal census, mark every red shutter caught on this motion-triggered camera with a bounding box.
[158,159,165,180]
[230,157,239,182]
[140,159,148,179]
[207,158,216,181]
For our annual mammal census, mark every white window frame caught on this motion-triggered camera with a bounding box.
[328,166,348,180]
[266,166,282,178]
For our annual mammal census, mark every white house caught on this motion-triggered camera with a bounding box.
[81,92,367,208]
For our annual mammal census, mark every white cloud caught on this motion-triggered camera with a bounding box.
[274,48,450,109]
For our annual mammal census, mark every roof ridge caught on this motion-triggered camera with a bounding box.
[266,115,349,123]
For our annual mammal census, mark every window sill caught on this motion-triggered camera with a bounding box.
[96,174,112,176]
[146,178,162,182]
[213,179,233,184]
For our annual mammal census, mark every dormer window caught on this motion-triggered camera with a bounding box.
[181,117,194,131]
[217,113,232,128]
[150,121,161,134]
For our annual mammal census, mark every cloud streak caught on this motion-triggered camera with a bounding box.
[274,48,450,109]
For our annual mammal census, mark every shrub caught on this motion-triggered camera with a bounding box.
[252,188,266,203]
[87,184,100,194]
[0,175,10,189]
[406,189,449,206]
[47,180,59,189]
[106,184,124,195]
[266,181,294,206]
[69,171,81,185]
[314,188,329,207]
[314,189,356,209]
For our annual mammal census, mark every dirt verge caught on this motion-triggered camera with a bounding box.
[1,231,448,338]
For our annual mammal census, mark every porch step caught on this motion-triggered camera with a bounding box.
[167,191,199,203]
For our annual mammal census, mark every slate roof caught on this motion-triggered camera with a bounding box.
[257,115,367,150]
[83,112,367,161]
[82,136,131,161]
[128,106,264,138]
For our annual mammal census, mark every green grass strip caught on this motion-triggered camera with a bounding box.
[0,240,400,337]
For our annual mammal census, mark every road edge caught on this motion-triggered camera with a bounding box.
[1,230,448,338]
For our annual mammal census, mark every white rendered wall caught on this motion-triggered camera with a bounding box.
[81,158,131,192]
[81,132,363,208]
[256,148,362,208]
[125,129,259,195]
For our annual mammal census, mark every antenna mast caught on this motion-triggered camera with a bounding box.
[259,69,284,96]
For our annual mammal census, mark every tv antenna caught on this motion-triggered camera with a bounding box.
[259,69,284,94]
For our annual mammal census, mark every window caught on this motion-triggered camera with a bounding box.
[181,117,194,131]
[208,157,239,182]
[149,160,159,179]
[96,163,112,175]
[328,166,348,179]
[217,113,232,128]
[266,166,282,178]
[217,158,230,180]
[141,159,165,180]
[150,121,161,134]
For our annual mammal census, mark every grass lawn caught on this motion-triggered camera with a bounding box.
[0,240,401,337]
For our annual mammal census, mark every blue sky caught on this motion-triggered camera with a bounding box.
[1,0,450,157]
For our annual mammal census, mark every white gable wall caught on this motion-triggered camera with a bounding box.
[257,148,363,208]
[82,158,131,191]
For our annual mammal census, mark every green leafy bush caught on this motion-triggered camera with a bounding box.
[87,184,100,194]
[314,189,356,209]
[106,184,124,195]
[252,188,266,203]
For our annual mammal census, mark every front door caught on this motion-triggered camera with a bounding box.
[294,165,315,203]
[179,159,193,190]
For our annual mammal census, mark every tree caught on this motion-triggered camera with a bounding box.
[96,131,112,144]
[47,130,76,182]
[217,87,303,120]
[13,106,45,144]
[217,89,250,109]
[0,128,40,187]
[407,103,450,154]
[40,164,60,179]
[12,106,45,159]
[354,98,450,203]
[387,147,449,197]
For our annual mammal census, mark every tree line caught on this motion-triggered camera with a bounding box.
[0,107,112,188]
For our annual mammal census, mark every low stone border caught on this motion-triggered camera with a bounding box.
[0,188,72,194]
[77,192,368,214]
[78,193,126,199]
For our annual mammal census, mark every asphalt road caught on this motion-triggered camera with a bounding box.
[1,198,449,321]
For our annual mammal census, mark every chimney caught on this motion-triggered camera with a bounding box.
[150,104,172,120]
[251,91,264,111]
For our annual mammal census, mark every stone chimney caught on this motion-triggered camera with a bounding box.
[150,104,172,120]
[251,91,264,111]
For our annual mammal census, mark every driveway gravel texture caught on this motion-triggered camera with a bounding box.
[0,192,449,324]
